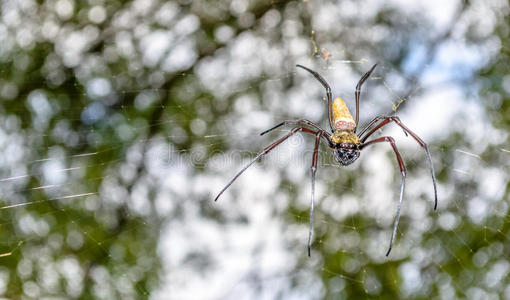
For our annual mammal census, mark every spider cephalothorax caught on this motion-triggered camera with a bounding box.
[334,145,360,166]
[215,64,438,257]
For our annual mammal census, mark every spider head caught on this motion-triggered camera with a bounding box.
[334,144,360,166]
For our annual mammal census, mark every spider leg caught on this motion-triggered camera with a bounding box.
[361,136,406,256]
[354,64,377,132]
[296,65,335,132]
[260,119,332,146]
[358,115,407,139]
[214,127,319,202]
[308,131,322,257]
[360,116,437,210]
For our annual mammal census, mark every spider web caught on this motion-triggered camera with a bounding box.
[160,58,509,300]
[1,0,510,299]
[0,52,506,300]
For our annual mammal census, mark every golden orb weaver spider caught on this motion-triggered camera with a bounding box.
[214,64,438,257]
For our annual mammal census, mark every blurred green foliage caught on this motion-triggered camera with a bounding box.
[0,0,510,299]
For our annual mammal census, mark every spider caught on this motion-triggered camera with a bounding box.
[214,64,438,257]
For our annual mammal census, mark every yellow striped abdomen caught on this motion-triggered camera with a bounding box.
[332,97,355,131]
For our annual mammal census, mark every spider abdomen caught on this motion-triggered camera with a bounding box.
[332,97,356,130]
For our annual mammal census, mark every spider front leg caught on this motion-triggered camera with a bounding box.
[360,116,437,210]
[354,64,378,131]
[214,127,322,202]
[361,136,406,256]
[296,64,335,132]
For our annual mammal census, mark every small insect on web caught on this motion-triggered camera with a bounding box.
[214,64,438,257]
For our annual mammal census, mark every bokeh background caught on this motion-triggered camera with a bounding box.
[1,0,510,299]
